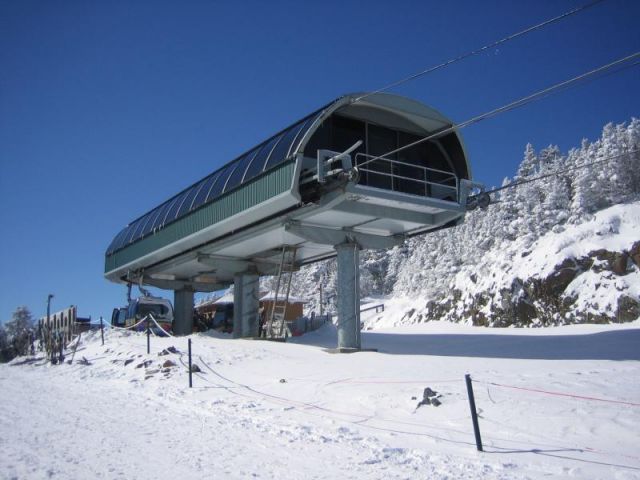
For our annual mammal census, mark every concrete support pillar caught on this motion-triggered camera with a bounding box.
[335,242,361,350]
[173,288,194,336]
[233,271,260,338]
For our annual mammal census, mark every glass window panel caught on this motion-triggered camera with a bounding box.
[132,211,154,242]
[191,172,220,210]
[205,163,236,202]
[364,123,395,190]
[397,131,428,196]
[107,227,129,254]
[332,115,366,155]
[137,210,156,238]
[222,149,258,193]
[302,114,331,158]
[259,134,287,172]
[115,227,132,251]
[127,217,149,245]
[161,191,190,226]
[140,205,164,237]
[176,181,205,218]
[150,200,174,231]
[241,135,281,183]
[187,177,212,211]
[424,141,455,200]
[122,222,141,246]
[287,114,318,157]
[424,140,449,171]
[263,121,307,170]
[439,133,467,179]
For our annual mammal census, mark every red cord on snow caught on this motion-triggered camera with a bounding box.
[489,382,640,407]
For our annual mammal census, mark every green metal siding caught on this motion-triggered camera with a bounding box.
[105,160,296,274]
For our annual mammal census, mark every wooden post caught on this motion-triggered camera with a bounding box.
[465,374,483,452]
[146,320,151,355]
[100,317,104,346]
[58,332,65,364]
[69,331,82,364]
[188,338,193,388]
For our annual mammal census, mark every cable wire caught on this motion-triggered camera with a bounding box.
[353,0,606,103]
[471,148,640,200]
[357,52,640,169]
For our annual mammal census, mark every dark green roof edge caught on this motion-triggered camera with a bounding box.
[105,160,296,275]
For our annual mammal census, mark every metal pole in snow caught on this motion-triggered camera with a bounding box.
[188,338,193,388]
[146,320,150,355]
[465,374,483,452]
[100,317,104,346]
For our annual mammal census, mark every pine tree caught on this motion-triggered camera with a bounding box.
[0,325,11,362]
[3,306,34,359]
[569,139,599,222]
[517,143,538,179]
[5,306,34,339]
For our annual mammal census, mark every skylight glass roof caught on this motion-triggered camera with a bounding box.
[106,105,328,256]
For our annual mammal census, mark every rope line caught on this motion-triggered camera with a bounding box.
[354,0,606,102]
[193,358,640,462]
[327,377,460,385]
[147,314,175,337]
[485,381,640,407]
[108,316,149,331]
[356,52,640,170]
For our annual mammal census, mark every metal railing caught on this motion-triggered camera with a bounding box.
[354,153,459,200]
[361,303,385,314]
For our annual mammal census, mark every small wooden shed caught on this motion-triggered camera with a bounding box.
[259,292,308,321]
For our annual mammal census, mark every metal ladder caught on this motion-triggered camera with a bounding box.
[265,246,297,338]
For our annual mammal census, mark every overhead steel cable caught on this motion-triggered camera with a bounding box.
[469,148,640,201]
[353,0,607,103]
[356,51,640,170]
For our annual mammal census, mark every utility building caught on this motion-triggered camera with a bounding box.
[104,93,476,350]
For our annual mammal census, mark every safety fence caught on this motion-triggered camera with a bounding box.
[360,303,385,314]
[38,306,76,346]
[462,374,640,469]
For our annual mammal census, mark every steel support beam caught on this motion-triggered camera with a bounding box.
[335,242,361,350]
[233,271,260,339]
[143,277,225,292]
[173,288,194,336]
[285,223,403,250]
[345,183,465,213]
[332,201,436,226]
[197,254,279,276]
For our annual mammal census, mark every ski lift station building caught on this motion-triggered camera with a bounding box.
[104,93,476,349]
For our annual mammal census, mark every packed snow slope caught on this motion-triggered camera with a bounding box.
[283,119,640,327]
[2,323,640,479]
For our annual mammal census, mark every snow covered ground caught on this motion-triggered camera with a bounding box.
[1,321,639,480]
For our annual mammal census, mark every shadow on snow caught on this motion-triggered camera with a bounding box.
[294,325,640,361]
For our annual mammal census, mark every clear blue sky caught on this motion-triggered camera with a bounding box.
[1,0,638,322]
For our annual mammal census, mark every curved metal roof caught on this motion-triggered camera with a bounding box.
[106,104,330,255]
[106,93,468,256]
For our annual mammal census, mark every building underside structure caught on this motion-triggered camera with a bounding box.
[105,92,477,349]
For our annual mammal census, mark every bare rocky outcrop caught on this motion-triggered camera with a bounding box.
[420,246,640,327]
[629,241,640,268]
